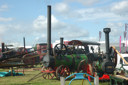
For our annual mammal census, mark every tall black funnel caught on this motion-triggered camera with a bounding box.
[60,37,63,50]
[103,28,111,61]
[102,28,115,74]
[43,5,55,68]
[1,43,5,52]
[47,5,51,56]
[23,37,26,52]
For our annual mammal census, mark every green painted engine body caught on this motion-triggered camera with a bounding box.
[55,54,88,70]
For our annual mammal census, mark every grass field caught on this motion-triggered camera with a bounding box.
[0,68,109,85]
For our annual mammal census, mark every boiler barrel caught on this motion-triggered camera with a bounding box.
[55,54,88,70]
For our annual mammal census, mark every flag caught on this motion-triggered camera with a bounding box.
[124,31,127,39]
[125,23,128,32]
[99,31,101,41]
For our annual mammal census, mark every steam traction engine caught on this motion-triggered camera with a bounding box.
[41,6,116,80]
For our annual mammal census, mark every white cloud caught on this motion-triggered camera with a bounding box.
[35,34,47,43]
[0,23,35,45]
[106,23,124,37]
[0,25,7,34]
[8,42,21,47]
[54,2,69,14]
[8,24,21,30]
[0,4,8,11]
[33,15,47,30]
[33,15,89,42]
[33,15,66,30]
[59,27,89,39]
[70,7,128,21]
[65,0,100,6]
[111,0,128,16]
[0,17,13,22]
[0,4,13,22]
[1,5,8,9]
[76,0,100,6]
[58,22,89,40]
[2,1,127,45]
[54,1,128,22]
[0,25,7,43]
[83,36,98,41]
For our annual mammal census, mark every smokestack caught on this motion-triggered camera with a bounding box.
[23,37,26,52]
[1,43,5,52]
[47,5,51,56]
[42,5,55,67]
[103,28,111,61]
[60,37,63,50]
[102,28,115,74]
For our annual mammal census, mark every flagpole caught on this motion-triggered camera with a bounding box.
[99,31,101,42]
[125,23,128,53]
[119,36,121,53]
[126,35,127,53]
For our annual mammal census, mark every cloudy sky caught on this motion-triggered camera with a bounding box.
[0,0,128,47]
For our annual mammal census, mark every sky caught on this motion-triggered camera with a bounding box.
[0,0,128,47]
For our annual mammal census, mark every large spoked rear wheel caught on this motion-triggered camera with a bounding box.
[42,72,55,79]
[56,65,70,80]
[41,67,55,79]
[77,60,88,73]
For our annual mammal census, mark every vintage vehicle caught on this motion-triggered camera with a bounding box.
[41,39,99,79]
[0,43,42,68]
[40,6,116,80]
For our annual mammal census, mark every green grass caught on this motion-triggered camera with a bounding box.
[0,68,109,85]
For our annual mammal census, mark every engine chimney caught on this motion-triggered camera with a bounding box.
[103,28,111,61]
[42,5,55,68]
[102,28,115,74]
[1,43,5,52]
[23,37,26,52]
[47,5,51,56]
[60,37,63,50]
